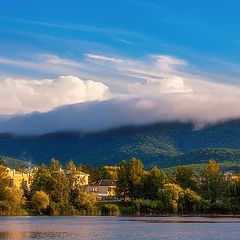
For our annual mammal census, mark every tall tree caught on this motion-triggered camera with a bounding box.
[50,171,70,203]
[141,166,165,200]
[128,157,144,199]
[50,158,61,172]
[201,160,225,202]
[65,160,76,172]
[30,164,52,196]
[175,166,197,191]
[159,183,184,213]
[116,160,129,200]
[102,166,119,180]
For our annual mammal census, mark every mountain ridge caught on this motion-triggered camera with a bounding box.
[1,119,240,168]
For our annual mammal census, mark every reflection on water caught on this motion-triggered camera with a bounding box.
[0,216,239,240]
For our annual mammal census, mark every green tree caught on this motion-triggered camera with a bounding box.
[4,187,25,206]
[31,191,50,214]
[101,166,119,180]
[50,171,70,203]
[50,158,61,172]
[116,160,129,200]
[141,166,165,200]
[65,160,77,191]
[31,163,70,204]
[76,192,97,211]
[30,164,52,195]
[201,160,225,202]
[159,183,184,213]
[227,176,240,204]
[181,188,201,213]
[128,157,144,199]
[0,164,8,200]
[65,160,76,172]
[66,160,88,206]
[175,166,197,191]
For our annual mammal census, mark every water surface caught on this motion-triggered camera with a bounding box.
[0,216,239,240]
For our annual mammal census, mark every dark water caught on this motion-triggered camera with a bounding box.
[0,216,239,240]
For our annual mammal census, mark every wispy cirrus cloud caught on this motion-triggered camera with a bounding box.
[0,54,85,77]
[13,19,135,36]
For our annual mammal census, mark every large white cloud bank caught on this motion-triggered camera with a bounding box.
[1,89,240,135]
[0,75,109,114]
[1,54,240,135]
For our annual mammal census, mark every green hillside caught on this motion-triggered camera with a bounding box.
[0,155,31,168]
[1,120,240,168]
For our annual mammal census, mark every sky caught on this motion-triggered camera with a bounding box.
[1,0,240,134]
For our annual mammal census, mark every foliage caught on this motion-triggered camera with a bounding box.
[141,166,165,199]
[201,160,225,202]
[175,166,197,191]
[76,192,97,211]
[31,191,50,214]
[2,120,240,169]
[100,204,119,216]
[159,183,184,213]
[0,156,31,169]
[128,157,144,199]
[0,164,8,200]
[0,157,240,216]
[116,160,129,199]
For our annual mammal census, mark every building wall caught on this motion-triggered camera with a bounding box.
[6,168,32,189]
[76,173,89,186]
[87,185,116,197]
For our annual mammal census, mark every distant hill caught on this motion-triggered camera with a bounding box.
[1,119,240,168]
[0,155,31,169]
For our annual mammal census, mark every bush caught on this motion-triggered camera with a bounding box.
[76,192,97,211]
[46,202,60,216]
[100,204,119,216]
[31,191,49,214]
[0,200,27,216]
[120,206,136,215]
[0,201,12,215]
[132,199,164,214]
[46,202,79,216]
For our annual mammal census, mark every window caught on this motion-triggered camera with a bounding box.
[9,179,14,188]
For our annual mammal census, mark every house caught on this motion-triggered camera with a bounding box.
[87,179,117,200]
[6,167,32,189]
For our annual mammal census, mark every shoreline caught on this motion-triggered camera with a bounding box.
[0,214,240,218]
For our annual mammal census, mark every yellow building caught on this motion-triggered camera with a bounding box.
[6,168,32,189]
[76,171,89,186]
[65,170,89,186]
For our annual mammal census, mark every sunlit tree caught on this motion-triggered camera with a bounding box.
[31,190,50,214]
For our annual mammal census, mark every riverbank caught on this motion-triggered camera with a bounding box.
[1,199,240,217]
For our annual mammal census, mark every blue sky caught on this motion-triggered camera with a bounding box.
[2,0,240,131]
[1,0,240,79]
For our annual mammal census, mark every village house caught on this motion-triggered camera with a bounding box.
[87,180,117,200]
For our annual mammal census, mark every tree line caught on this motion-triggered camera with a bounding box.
[116,158,240,215]
[0,157,239,216]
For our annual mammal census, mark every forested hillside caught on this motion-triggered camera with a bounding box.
[1,119,240,168]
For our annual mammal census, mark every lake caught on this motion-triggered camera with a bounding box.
[0,216,239,240]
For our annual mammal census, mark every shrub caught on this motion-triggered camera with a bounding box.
[100,204,119,216]
[31,191,50,214]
